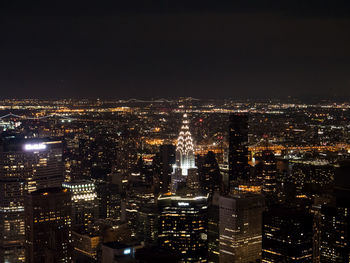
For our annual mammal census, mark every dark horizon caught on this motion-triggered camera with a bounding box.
[1,0,350,99]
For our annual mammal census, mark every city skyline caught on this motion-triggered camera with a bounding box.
[0,98,350,262]
[1,1,350,262]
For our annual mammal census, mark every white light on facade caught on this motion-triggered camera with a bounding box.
[24,143,47,151]
[123,248,131,255]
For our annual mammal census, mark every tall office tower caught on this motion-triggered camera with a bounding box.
[0,136,64,262]
[219,164,230,194]
[158,193,208,262]
[154,144,176,194]
[124,185,155,238]
[135,156,153,185]
[0,178,25,262]
[25,187,72,263]
[71,230,100,262]
[208,192,220,263]
[320,161,350,263]
[137,203,158,245]
[228,114,249,184]
[174,113,196,176]
[0,136,64,190]
[62,180,98,231]
[95,181,121,220]
[219,193,264,263]
[260,150,277,199]
[186,168,200,191]
[311,195,331,263]
[320,205,350,263]
[262,206,313,263]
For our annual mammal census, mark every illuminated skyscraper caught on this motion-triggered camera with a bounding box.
[62,180,98,231]
[0,136,64,191]
[0,178,25,263]
[228,114,249,183]
[158,193,208,262]
[259,150,277,199]
[0,136,64,263]
[219,193,264,263]
[175,113,196,176]
[25,187,72,263]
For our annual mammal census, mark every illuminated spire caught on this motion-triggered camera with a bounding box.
[176,113,195,175]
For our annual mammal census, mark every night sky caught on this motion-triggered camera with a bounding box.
[1,0,350,99]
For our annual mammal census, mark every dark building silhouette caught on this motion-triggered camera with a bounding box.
[320,161,350,262]
[95,181,120,220]
[262,205,313,262]
[208,192,220,263]
[228,114,249,183]
[25,187,72,263]
[154,144,175,194]
[135,246,181,263]
[100,241,143,263]
[137,202,158,246]
[198,151,221,195]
